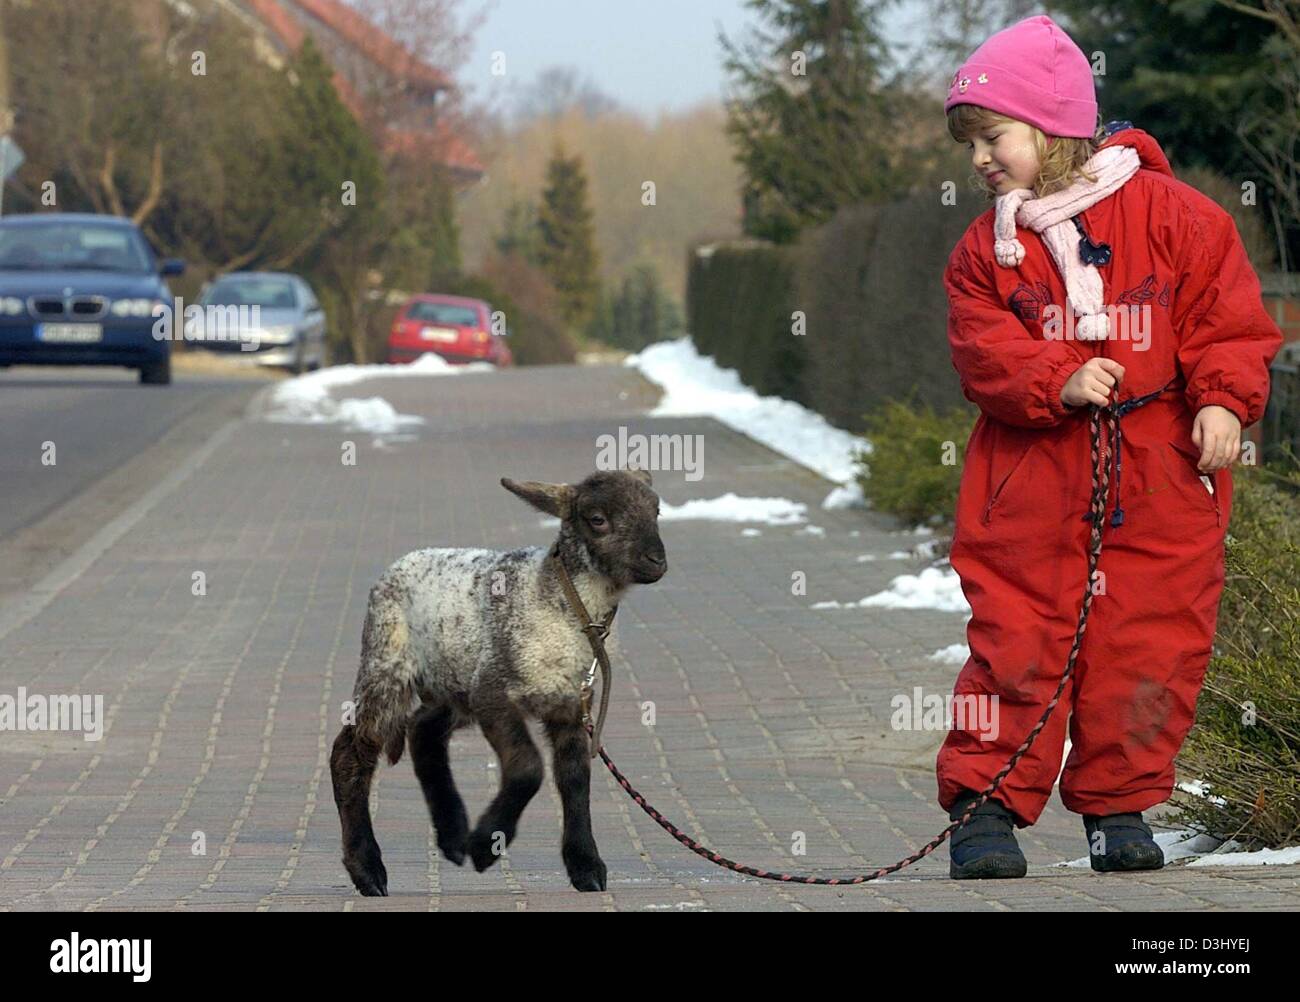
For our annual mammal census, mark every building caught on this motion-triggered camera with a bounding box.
[225,0,484,187]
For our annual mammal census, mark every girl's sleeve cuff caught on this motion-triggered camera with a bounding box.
[1046,352,1082,420]
[1193,390,1249,425]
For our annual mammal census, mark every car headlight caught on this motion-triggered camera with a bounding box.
[0,296,24,315]
[110,298,160,317]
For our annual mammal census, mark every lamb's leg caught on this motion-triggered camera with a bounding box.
[408,703,470,865]
[467,703,544,872]
[330,725,388,896]
[545,714,607,892]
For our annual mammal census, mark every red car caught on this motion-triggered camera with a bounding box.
[387,294,512,367]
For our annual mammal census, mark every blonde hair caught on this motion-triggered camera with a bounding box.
[946,105,1107,200]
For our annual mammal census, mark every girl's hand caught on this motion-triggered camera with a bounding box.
[1191,405,1242,472]
[1060,357,1126,408]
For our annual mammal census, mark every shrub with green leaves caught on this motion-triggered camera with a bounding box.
[856,397,977,528]
[1177,459,1300,848]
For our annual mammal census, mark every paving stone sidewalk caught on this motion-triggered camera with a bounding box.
[1,363,1296,911]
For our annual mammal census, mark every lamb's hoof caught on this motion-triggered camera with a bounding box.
[468,828,503,872]
[436,810,473,868]
[345,852,388,896]
[437,830,469,866]
[565,851,607,892]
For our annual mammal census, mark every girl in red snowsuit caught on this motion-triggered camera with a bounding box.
[936,16,1283,878]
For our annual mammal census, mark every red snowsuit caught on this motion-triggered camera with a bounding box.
[936,127,1283,827]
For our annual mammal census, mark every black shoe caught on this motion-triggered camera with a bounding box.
[948,792,1028,879]
[1083,812,1164,872]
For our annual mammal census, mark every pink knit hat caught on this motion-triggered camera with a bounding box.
[944,14,1098,139]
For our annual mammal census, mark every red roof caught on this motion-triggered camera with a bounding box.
[385,122,484,175]
[288,0,451,93]
[245,0,305,49]
[243,0,482,176]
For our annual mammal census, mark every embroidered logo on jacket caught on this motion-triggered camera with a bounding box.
[1008,282,1053,323]
[1008,274,1172,324]
[1115,274,1171,309]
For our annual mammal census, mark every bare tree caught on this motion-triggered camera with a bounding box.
[1214,0,1300,274]
[512,66,622,125]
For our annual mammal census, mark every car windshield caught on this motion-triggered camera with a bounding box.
[0,221,153,272]
[202,277,298,309]
[407,302,479,326]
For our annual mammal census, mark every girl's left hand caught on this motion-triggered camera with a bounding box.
[1191,405,1242,472]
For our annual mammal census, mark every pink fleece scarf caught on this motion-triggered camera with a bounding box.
[992,145,1141,340]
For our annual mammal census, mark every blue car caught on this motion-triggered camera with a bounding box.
[0,213,184,384]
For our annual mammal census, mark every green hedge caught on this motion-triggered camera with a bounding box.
[685,186,987,430]
[687,240,804,404]
[856,396,976,527]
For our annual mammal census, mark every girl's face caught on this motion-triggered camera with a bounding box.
[966,119,1040,192]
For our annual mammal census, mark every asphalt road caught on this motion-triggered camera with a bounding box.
[0,365,265,607]
[0,366,259,540]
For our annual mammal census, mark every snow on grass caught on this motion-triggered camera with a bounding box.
[624,337,870,508]
[262,353,493,435]
[1056,779,1300,867]
[1185,844,1300,866]
[1176,779,1227,806]
[1056,829,1300,868]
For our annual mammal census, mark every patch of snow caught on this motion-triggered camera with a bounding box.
[1177,779,1227,806]
[624,338,870,507]
[1056,828,1299,868]
[823,481,867,510]
[862,567,970,613]
[813,567,970,613]
[1186,843,1300,867]
[658,493,807,525]
[928,643,969,666]
[539,492,807,530]
[261,356,492,435]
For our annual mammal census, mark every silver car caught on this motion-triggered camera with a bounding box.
[192,271,326,372]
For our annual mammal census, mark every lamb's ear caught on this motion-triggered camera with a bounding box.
[500,478,574,519]
[626,466,652,487]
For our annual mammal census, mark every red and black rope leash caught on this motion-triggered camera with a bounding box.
[589,392,1156,883]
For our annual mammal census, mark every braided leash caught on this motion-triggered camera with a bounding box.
[590,391,1160,883]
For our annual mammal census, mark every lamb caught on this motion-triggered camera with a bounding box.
[330,468,667,895]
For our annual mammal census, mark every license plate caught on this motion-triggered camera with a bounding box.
[419,326,458,342]
[38,323,103,343]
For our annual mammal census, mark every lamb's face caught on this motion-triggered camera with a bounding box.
[571,470,667,587]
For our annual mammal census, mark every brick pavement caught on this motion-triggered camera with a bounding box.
[1,363,1297,911]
